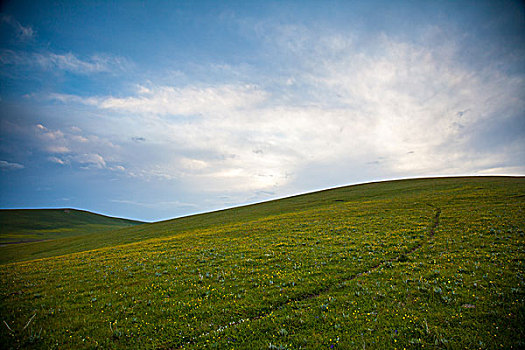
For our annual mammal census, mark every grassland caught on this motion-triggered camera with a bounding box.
[0,177,510,265]
[0,176,523,349]
[0,208,143,244]
[0,209,144,264]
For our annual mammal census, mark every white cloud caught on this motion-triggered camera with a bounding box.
[36,27,524,195]
[74,153,107,169]
[48,156,69,165]
[111,165,126,172]
[71,135,89,143]
[46,145,70,154]
[36,124,64,140]
[267,28,524,176]
[0,160,24,170]
[50,83,267,116]
[179,158,208,171]
[476,166,525,176]
[33,124,125,172]
[0,49,129,74]
[35,124,70,153]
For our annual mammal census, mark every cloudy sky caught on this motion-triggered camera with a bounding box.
[0,1,524,221]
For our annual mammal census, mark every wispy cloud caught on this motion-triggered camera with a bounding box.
[48,156,69,165]
[0,49,130,74]
[0,160,24,170]
[0,14,34,41]
[73,153,107,169]
[45,145,70,154]
[49,83,267,116]
[110,199,198,209]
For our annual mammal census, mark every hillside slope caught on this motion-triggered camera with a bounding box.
[0,176,522,265]
[0,208,144,245]
[0,176,524,349]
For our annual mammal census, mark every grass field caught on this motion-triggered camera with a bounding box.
[0,208,143,244]
[0,176,523,349]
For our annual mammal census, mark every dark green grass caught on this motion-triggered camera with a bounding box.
[0,208,143,245]
[0,176,523,349]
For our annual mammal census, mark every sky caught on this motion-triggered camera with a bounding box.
[0,0,524,222]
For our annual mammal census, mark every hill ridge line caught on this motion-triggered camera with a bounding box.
[178,206,442,348]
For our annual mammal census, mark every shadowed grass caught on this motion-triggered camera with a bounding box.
[0,208,143,243]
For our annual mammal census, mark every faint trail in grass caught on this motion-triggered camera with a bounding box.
[177,207,442,348]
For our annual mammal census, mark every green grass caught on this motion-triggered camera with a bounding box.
[0,176,509,265]
[0,176,524,349]
[0,208,144,244]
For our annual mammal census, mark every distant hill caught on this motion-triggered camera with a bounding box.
[0,208,144,245]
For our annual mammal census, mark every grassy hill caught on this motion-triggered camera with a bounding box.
[0,208,144,245]
[2,176,518,265]
[0,176,524,349]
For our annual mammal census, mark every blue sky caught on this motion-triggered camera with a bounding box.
[1,0,524,221]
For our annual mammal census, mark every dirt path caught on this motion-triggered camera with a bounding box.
[179,207,442,348]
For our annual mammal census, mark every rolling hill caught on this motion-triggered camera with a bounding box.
[2,176,519,265]
[0,176,523,349]
[0,208,144,245]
